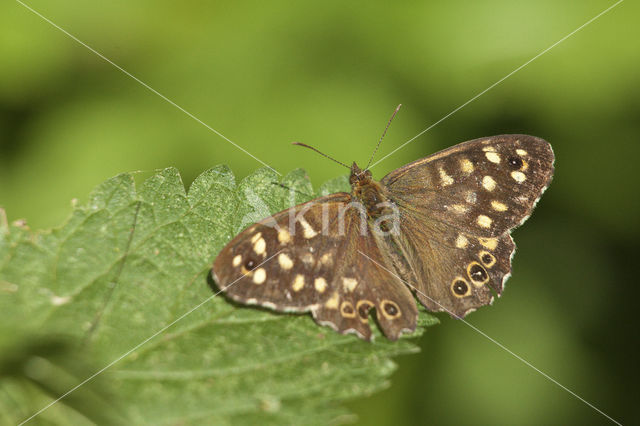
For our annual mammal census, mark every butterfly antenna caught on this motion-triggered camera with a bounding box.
[366,104,401,170]
[270,181,313,199]
[292,142,350,169]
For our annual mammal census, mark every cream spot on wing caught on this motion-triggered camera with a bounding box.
[516,149,528,156]
[342,277,358,292]
[253,268,266,284]
[491,200,508,211]
[479,237,498,250]
[320,252,333,266]
[314,277,327,293]
[250,232,262,244]
[262,301,276,310]
[456,234,469,248]
[299,218,318,239]
[232,254,242,267]
[460,158,474,174]
[482,176,497,191]
[325,291,339,309]
[278,253,293,270]
[301,253,314,265]
[485,152,501,163]
[277,228,291,244]
[477,215,492,228]
[451,204,469,214]
[482,146,496,152]
[511,171,526,183]
[253,237,266,256]
[465,191,477,204]
[292,274,305,291]
[439,167,454,186]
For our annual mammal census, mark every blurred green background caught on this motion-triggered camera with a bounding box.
[1,0,637,424]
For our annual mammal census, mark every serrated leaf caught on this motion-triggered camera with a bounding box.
[317,174,351,196]
[0,166,438,425]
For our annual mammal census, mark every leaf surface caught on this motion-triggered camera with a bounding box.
[0,167,438,424]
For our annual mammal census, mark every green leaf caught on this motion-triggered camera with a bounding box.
[0,167,438,425]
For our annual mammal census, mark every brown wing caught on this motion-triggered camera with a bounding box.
[382,134,554,237]
[392,215,516,317]
[380,135,554,317]
[212,193,417,340]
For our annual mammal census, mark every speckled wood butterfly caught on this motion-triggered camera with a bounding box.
[212,131,554,340]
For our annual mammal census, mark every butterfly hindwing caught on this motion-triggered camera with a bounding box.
[310,219,418,340]
[393,212,516,317]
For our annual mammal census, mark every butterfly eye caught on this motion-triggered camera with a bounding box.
[508,156,523,169]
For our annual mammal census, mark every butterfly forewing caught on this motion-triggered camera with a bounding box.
[382,135,554,237]
[213,194,349,312]
[394,214,516,317]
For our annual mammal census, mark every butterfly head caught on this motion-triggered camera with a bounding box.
[349,162,372,186]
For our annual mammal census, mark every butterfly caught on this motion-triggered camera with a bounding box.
[212,130,554,340]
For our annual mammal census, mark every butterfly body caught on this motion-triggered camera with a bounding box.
[348,163,390,221]
[212,135,554,340]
